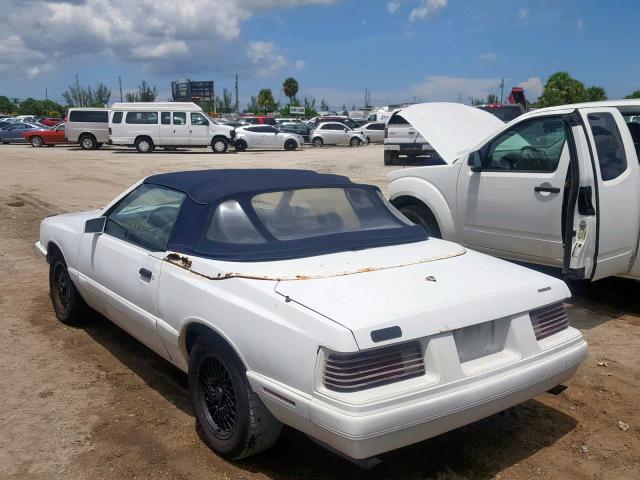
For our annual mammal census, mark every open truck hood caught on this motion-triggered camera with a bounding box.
[275,239,569,350]
[399,102,504,164]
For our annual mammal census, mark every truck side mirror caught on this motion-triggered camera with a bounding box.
[85,217,106,234]
[469,151,483,172]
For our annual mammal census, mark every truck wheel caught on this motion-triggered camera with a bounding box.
[350,137,362,147]
[189,335,282,459]
[80,134,97,150]
[212,137,229,153]
[384,151,399,165]
[135,137,154,153]
[234,140,247,152]
[284,139,297,151]
[30,136,44,147]
[49,252,88,325]
[398,204,442,238]
[312,137,323,148]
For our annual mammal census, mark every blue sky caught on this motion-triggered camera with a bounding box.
[1,0,638,109]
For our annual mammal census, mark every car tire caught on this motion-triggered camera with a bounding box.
[312,137,323,147]
[234,140,247,152]
[284,139,297,151]
[189,335,282,460]
[350,137,362,147]
[135,137,154,153]
[384,150,399,166]
[211,137,229,154]
[80,134,97,150]
[49,252,88,325]
[398,203,442,238]
[30,136,44,147]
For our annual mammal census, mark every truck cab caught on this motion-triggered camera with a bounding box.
[389,100,640,282]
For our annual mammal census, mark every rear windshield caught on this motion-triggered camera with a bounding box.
[251,188,408,241]
[197,187,419,254]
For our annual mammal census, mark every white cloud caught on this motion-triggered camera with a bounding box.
[409,0,447,22]
[247,41,286,77]
[294,60,307,71]
[576,18,585,31]
[0,0,335,79]
[478,52,498,64]
[387,2,400,14]
[518,8,529,19]
[411,75,502,101]
[518,77,543,100]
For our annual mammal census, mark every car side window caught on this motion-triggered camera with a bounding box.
[173,112,186,125]
[484,117,567,172]
[104,184,185,251]
[191,112,209,126]
[126,112,158,124]
[161,112,171,125]
[588,112,628,181]
[369,123,384,130]
[111,112,123,124]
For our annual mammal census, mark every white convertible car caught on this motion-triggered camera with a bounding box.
[36,169,587,461]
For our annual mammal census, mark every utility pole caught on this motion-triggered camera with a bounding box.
[45,88,48,101]
[75,73,81,107]
[234,74,239,113]
[500,78,505,104]
[118,76,123,102]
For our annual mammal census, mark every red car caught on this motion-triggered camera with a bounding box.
[23,123,69,147]
[40,117,63,127]
[239,115,277,125]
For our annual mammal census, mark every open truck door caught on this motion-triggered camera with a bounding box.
[571,107,640,280]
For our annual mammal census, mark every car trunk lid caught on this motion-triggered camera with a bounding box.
[274,241,568,350]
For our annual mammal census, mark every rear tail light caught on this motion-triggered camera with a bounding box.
[384,127,388,138]
[530,302,569,340]
[108,127,112,134]
[323,341,425,392]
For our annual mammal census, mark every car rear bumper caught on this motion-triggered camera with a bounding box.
[384,143,435,155]
[249,335,587,459]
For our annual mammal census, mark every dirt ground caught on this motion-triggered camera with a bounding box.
[0,143,638,480]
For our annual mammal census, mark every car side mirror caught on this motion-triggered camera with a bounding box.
[84,217,106,234]
[469,151,483,172]
[344,128,348,132]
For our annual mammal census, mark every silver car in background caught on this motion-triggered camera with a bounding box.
[356,121,386,143]
[310,122,367,147]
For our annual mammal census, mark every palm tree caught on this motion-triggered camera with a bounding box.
[282,77,299,106]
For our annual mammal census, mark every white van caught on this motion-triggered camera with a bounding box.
[66,108,110,149]
[109,102,235,153]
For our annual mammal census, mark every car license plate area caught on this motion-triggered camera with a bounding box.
[452,318,509,364]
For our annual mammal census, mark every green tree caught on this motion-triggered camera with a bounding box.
[319,99,329,111]
[585,86,607,101]
[282,77,299,105]
[625,89,640,99]
[62,84,94,107]
[125,81,158,102]
[17,98,64,117]
[215,88,234,113]
[536,72,607,107]
[257,88,276,113]
[94,83,111,105]
[245,96,259,114]
[0,96,17,114]
[487,93,499,104]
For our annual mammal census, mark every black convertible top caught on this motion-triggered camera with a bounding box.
[145,169,352,204]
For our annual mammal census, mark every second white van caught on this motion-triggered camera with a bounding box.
[109,102,235,153]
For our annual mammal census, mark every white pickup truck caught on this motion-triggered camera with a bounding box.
[389,101,640,282]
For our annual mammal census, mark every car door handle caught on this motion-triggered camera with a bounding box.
[139,268,152,282]
[534,185,561,193]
